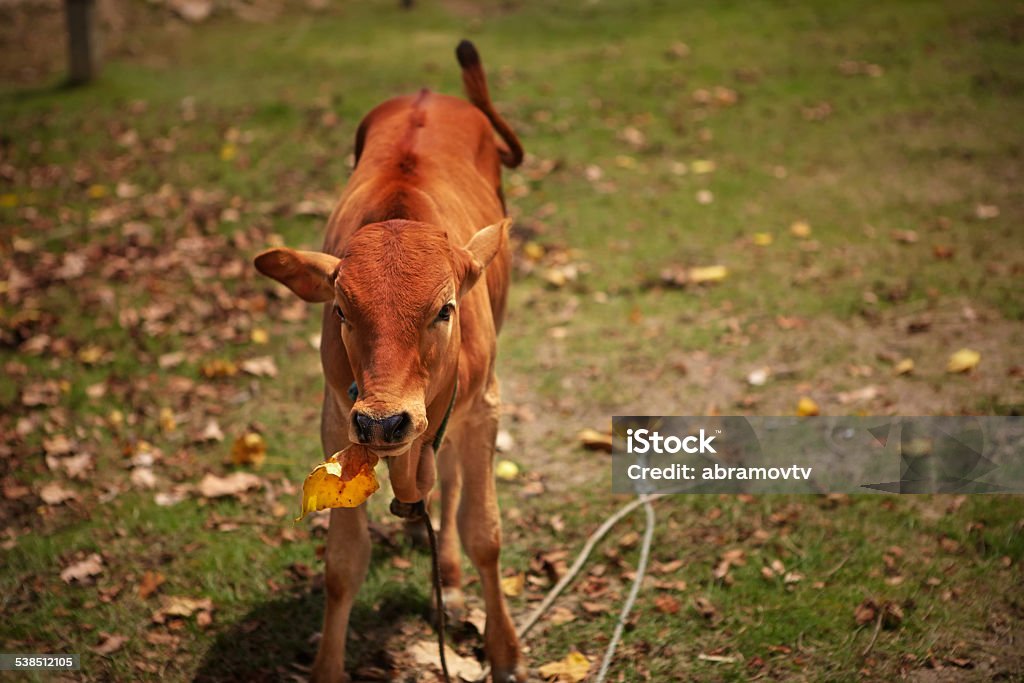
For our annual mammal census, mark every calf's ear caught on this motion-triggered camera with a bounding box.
[458,218,510,297]
[254,248,340,302]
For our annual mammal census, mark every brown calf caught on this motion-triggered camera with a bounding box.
[254,41,524,682]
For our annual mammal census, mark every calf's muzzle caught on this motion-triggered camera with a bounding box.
[352,410,412,445]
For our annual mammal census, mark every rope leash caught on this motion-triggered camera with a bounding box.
[390,498,452,683]
[476,493,660,682]
[382,371,658,682]
[595,495,656,682]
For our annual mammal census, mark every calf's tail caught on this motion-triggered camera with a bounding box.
[456,40,524,169]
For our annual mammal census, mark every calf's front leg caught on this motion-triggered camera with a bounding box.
[311,505,370,683]
[311,395,369,683]
[456,388,524,683]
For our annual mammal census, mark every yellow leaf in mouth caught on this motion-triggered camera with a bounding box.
[296,445,380,520]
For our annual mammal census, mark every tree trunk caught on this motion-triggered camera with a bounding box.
[65,0,99,85]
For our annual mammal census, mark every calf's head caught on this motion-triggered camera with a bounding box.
[254,219,507,454]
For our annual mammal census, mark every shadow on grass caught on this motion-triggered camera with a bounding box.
[193,549,432,682]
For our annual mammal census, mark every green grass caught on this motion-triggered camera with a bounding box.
[1,0,1022,680]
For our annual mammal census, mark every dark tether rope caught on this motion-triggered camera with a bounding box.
[386,377,459,683]
[390,498,451,683]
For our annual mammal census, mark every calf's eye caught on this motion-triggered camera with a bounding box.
[436,303,454,322]
[333,304,346,322]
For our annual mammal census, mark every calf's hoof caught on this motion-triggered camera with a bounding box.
[309,661,350,683]
[491,664,527,683]
[432,586,466,624]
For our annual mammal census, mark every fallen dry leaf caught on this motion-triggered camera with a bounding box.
[130,467,158,490]
[152,595,213,624]
[577,428,612,452]
[882,601,904,629]
[61,553,103,583]
[691,159,716,174]
[159,407,176,434]
[495,429,514,452]
[22,380,61,407]
[688,264,727,283]
[407,640,482,680]
[537,651,591,682]
[296,446,379,520]
[495,459,520,481]
[39,481,78,505]
[797,397,820,416]
[240,355,278,377]
[197,419,225,443]
[947,348,980,373]
[747,367,770,386]
[138,570,166,599]
[93,633,128,656]
[198,471,262,498]
[43,434,74,456]
[47,452,94,480]
[653,559,684,574]
[693,595,718,620]
[201,358,238,378]
[548,605,577,625]
[501,572,525,598]
[654,594,681,614]
[894,358,914,375]
[837,385,879,405]
[854,598,877,625]
[790,220,812,238]
[230,432,266,468]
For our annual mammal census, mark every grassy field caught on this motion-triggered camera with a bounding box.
[1,0,1022,680]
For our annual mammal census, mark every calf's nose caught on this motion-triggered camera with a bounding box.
[353,411,411,444]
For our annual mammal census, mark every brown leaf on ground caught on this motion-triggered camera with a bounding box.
[196,419,225,443]
[407,640,482,680]
[693,595,718,621]
[43,434,74,456]
[39,481,78,505]
[548,605,577,625]
[240,355,278,377]
[229,432,266,468]
[201,358,238,378]
[138,570,166,599]
[577,428,612,452]
[22,380,61,407]
[653,559,684,574]
[46,452,94,479]
[152,595,214,624]
[581,601,610,615]
[93,633,128,656]
[882,601,904,629]
[837,385,879,404]
[61,553,103,583]
[197,471,262,498]
[654,594,681,614]
[854,598,877,626]
[618,530,640,548]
